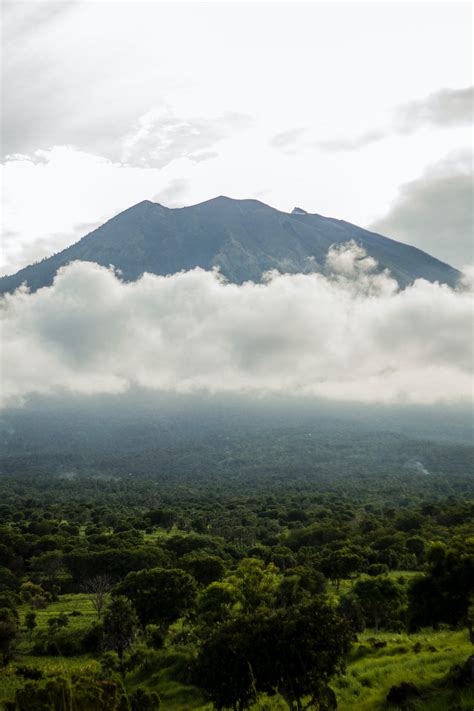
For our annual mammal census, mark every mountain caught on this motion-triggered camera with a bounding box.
[0,196,460,293]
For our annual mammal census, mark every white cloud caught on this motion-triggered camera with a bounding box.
[396,86,474,131]
[1,244,472,407]
[121,108,252,168]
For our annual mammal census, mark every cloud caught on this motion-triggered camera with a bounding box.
[1,243,471,407]
[396,86,473,131]
[152,179,191,206]
[311,86,473,154]
[370,151,473,268]
[317,130,386,153]
[269,128,308,152]
[268,125,386,154]
[120,109,253,168]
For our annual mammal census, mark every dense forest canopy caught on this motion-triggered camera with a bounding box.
[0,454,472,709]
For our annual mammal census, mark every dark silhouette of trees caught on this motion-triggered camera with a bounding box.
[195,599,352,710]
[352,577,405,632]
[103,597,138,674]
[408,539,474,630]
[24,611,37,640]
[115,567,197,630]
[0,608,18,665]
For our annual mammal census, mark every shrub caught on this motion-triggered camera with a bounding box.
[14,666,43,681]
[146,624,165,650]
[82,622,104,654]
[386,681,420,706]
[120,687,160,710]
[32,629,83,657]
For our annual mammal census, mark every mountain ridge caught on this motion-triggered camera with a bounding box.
[0,196,460,293]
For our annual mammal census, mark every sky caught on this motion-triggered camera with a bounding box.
[1,0,473,276]
[1,1,473,408]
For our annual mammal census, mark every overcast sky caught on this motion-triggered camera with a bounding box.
[1,0,472,275]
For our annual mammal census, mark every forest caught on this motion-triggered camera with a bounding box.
[0,468,472,710]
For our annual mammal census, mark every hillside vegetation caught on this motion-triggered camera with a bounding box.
[0,472,472,709]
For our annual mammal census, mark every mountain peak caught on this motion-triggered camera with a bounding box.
[291,207,308,215]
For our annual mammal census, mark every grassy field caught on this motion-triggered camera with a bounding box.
[1,592,472,710]
[334,628,473,710]
[18,593,97,636]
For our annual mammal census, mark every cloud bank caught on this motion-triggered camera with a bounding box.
[371,151,473,268]
[1,244,472,407]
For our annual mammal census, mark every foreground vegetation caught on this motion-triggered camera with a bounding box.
[0,472,472,709]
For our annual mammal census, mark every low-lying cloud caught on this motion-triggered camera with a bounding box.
[1,244,472,407]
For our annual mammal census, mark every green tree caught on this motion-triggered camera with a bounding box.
[25,611,37,640]
[30,551,64,588]
[19,582,51,609]
[195,581,242,630]
[408,538,474,630]
[226,558,281,612]
[195,598,351,710]
[468,595,474,644]
[323,550,362,590]
[0,608,18,666]
[352,577,405,632]
[179,552,225,586]
[115,567,196,630]
[103,597,138,674]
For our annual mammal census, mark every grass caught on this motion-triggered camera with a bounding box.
[334,628,473,710]
[18,593,97,637]
[0,594,101,708]
[1,591,472,710]
[0,655,101,709]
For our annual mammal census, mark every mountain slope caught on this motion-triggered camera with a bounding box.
[0,196,460,293]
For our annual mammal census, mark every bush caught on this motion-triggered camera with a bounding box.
[120,687,160,710]
[146,624,165,650]
[158,648,195,684]
[131,648,161,675]
[81,622,104,654]
[367,564,389,576]
[14,666,43,680]
[386,681,420,706]
[32,629,83,657]
[7,676,120,711]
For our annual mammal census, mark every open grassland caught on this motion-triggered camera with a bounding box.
[334,629,473,710]
[18,593,96,636]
